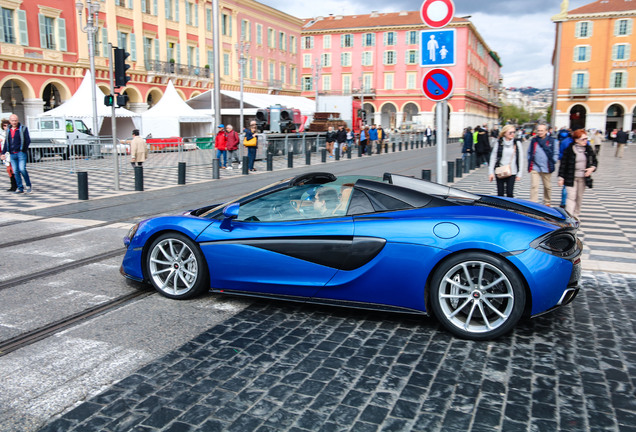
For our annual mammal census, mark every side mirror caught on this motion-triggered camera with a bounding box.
[223,203,239,219]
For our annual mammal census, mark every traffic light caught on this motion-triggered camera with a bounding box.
[116,93,129,108]
[113,47,131,88]
[104,94,114,107]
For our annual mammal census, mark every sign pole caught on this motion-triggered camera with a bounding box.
[108,43,119,191]
[435,101,447,184]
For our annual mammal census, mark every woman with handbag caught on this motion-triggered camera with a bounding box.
[488,125,524,197]
[243,123,258,171]
[558,129,597,218]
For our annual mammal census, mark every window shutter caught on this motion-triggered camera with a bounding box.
[573,47,579,62]
[165,0,169,18]
[176,43,180,62]
[153,0,158,16]
[196,49,199,66]
[195,4,198,26]
[586,46,591,61]
[58,18,67,51]
[128,0,133,8]
[575,22,581,37]
[612,44,618,60]
[101,28,108,56]
[383,32,387,46]
[38,14,46,48]
[18,10,28,46]
[584,73,589,88]
[130,34,137,61]
[626,44,631,60]
[614,21,620,36]
[175,0,179,21]
[185,2,190,23]
[142,0,147,13]
[588,22,593,37]
[155,38,159,60]
[628,19,633,35]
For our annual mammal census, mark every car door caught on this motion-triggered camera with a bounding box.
[196,184,354,299]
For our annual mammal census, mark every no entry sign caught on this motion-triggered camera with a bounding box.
[420,0,455,29]
[422,68,454,101]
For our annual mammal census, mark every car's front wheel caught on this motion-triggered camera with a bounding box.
[429,253,525,340]
[146,233,209,299]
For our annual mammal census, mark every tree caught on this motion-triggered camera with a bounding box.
[499,104,532,125]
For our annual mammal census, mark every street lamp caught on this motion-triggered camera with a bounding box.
[358,76,365,126]
[76,0,100,137]
[313,59,322,113]
[235,35,250,131]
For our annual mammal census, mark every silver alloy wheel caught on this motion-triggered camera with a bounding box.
[437,260,515,334]
[148,237,199,296]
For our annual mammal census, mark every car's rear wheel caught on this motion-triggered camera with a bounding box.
[146,233,209,299]
[429,253,525,340]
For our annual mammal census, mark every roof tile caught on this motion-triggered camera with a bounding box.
[569,0,636,15]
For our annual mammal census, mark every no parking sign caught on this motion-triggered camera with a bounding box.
[421,68,454,102]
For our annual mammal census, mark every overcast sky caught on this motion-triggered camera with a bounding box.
[259,0,592,88]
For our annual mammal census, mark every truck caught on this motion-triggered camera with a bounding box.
[27,117,96,162]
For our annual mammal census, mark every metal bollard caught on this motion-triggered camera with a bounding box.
[212,158,220,179]
[464,156,470,174]
[77,171,88,200]
[399,141,403,151]
[392,142,396,152]
[178,162,186,185]
[471,152,477,169]
[448,161,455,183]
[384,142,388,153]
[455,158,463,178]
[288,151,294,168]
[242,156,249,175]
[357,144,362,157]
[335,147,340,160]
[421,169,431,181]
[321,149,327,163]
[305,149,311,165]
[267,153,273,171]
[134,166,144,191]
[347,145,352,159]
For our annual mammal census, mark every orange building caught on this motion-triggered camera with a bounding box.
[552,0,636,133]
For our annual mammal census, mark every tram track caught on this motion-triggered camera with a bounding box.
[0,290,153,357]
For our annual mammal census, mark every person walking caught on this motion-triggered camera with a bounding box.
[345,127,354,153]
[129,129,147,168]
[359,126,368,155]
[335,125,347,157]
[225,124,240,170]
[527,123,558,206]
[214,124,227,169]
[488,125,524,198]
[462,127,473,162]
[368,124,379,154]
[0,114,32,194]
[325,126,336,158]
[243,123,258,171]
[475,125,491,166]
[592,130,603,156]
[558,129,597,218]
[615,128,628,158]
[1,119,17,192]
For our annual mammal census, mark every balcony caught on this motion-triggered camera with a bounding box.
[569,87,590,98]
[145,60,210,79]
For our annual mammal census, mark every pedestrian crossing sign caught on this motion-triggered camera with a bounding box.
[420,29,456,67]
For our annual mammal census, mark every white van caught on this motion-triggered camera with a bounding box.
[27,117,96,162]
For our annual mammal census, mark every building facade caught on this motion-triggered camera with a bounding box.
[300,11,502,136]
[552,0,636,133]
[0,0,301,126]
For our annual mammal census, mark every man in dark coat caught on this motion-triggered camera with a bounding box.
[615,128,628,158]
[475,125,491,165]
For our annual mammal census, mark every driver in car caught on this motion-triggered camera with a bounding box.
[313,188,339,216]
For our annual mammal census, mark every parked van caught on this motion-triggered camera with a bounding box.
[27,117,96,162]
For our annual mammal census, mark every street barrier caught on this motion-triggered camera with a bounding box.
[77,171,88,200]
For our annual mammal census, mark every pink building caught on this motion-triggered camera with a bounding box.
[300,12,502,136]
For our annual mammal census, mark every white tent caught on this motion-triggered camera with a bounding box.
[40,71,140,138]
[141,80,212,138]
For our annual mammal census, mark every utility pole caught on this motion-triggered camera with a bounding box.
[236,35,250,130]
[76,0,100,137]
[313,59,322,113]
[212,0,221,129]
[359,76,365,126]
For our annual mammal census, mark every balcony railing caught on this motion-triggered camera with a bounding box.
[145,60,210,79]
[570,87,590,96]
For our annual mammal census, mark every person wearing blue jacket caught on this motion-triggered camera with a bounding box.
[462,127,473,161]
[0,114,32,194]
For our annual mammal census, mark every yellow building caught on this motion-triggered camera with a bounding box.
[552,0,636,133]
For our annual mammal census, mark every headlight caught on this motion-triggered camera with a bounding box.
[123,222,140,248]
[531,229,581,259]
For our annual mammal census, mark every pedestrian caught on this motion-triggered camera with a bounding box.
[557,128,574,208]
[558,129,598,218]
[345,127,354,153]
[128,129,147,168]
[325,126,336,158]
[377,126,387,153]
[475,125,491,166]
[368,124,379,154]
[592,130,603,156]
[0,114,32,194]
[615,128,628,158]
[462,127,473,162]
[243,122,258,171]
[0,119,17,192]
[215,124,227,168]
[359,126,368,155]
[425,126,433,145]
[488,125,524,198]
[225,124,240,170]
[527,123,559,206]
[335,124,347,157]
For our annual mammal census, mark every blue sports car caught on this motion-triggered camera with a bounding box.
[121,172,582,340]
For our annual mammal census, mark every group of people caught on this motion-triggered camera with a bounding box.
[357,124,389,156]
[463,122,601,218]
[0,114,32,194]
[214,121,259,171]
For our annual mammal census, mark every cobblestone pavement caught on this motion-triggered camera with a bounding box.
[40,272,636,432]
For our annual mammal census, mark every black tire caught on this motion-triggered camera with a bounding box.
[429,253,525,340]
[145,232,209,299]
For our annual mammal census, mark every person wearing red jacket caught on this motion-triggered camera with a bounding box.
[225,124,240,170]
[215,124,227,168]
